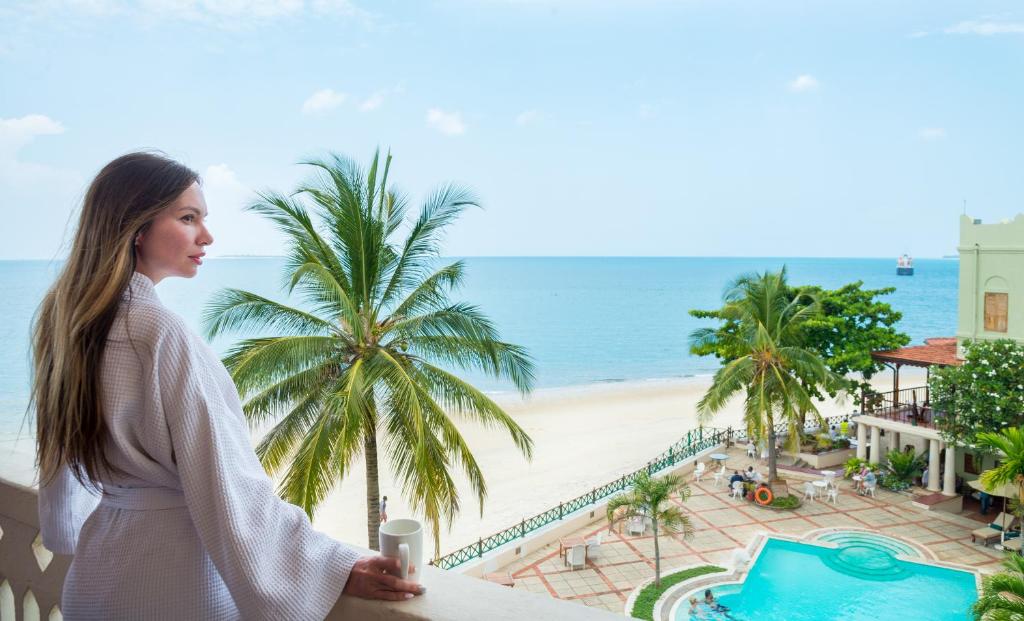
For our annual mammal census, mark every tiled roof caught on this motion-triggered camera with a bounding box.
[871,336,962,367]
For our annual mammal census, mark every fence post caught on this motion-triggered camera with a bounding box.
[521,518,526,538]
[559,502,564,520]
[699,427,704,442]
[592,487,597,505]
[477,538,483,558]
[647,461,654,475]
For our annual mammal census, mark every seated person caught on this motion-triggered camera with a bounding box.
[744,466,756,481]
[729,470,744,487]
[862,469,877,493]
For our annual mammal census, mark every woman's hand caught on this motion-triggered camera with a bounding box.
[342,555,425,601]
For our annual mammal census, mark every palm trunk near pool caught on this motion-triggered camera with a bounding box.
[653,517,661,587]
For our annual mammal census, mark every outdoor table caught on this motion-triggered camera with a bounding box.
[709,453,729,465]
[820,470,836,478]
[812,480,828,498]
[558,536,588,561]
[484,572,516,587]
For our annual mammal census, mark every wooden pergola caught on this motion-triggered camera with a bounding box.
[870,337,962,402]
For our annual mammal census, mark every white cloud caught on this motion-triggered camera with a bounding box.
[426,108,466,135]
[201,164,285,256]
[945,20,1024,36]
[788,74,819,92]
[31,0,367,28]
[359,92,385,111]
[302,88,347,114]
[515,109,540,126]
[919,127,947,141]
[0,114,85,260]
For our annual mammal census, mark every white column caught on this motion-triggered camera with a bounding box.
[928,439,941,492]
[943,444,956,496]
[870,426,881,464]
[890,431,900,454]
[857,421,867,460]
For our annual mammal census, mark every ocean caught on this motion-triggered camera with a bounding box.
[0,256,958,439]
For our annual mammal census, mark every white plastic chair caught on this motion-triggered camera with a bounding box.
[746,443,757,459]
[863,481,877,498]
[693,462,706,482]
[823,471,837,487]
[803,482,816,502]
[713,465,726,487]
[626,515,645,536]
[731,480,744,500]
[586,532,603,559]
[827,485,839,505]
[565,544,586,570]
[760,447,769,462]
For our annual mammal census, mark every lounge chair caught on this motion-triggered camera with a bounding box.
[565,544,586,570]
[972,512,1020,545]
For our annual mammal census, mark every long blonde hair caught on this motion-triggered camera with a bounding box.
[32,152,199,488]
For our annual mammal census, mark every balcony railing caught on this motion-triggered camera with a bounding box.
[860,385,941,428]
[0,476,621,620]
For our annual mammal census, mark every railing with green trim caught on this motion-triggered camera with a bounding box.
[430,427,728,570]
[430,414,855,571]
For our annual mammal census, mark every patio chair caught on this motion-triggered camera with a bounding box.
[862,480,877,498]
[565,544,586,570]
[731,480,744,500]
[713,465,726,487]
[693,462,706,482]
[746,443,757,459]
[586,532,603,559]
[803,482,816,502]
[826,485,839,505]
[972,512,1020,545]
[626,515,645,536]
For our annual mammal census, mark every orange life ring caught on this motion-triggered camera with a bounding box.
[754,487,773,505]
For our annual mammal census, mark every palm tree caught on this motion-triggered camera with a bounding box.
[690,269,840,482]
[978,428,1024,507]
[606,471,694,587]
[974,553,1024,621]
[202,150,535,556]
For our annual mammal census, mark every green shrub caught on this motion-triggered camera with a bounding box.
[884,449,925,484]
[769,494,801,509]
[880,474,911,492]
[631,565,726,620]
[843,456,880,478]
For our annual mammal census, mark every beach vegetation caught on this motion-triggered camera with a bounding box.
[973,553,1024,621]
[931,339,1024,447]
[691,280,909,399]
[976,427,1024,507]
[629,565,726,621]
[607,471,695,587]
[202,150,535,555]
[842,456,881,479]
[690,269,844,482]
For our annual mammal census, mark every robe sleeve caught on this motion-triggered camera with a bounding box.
[37,463,102,555]
[153,317,361,621]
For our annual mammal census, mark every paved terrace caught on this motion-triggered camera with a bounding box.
[493,445,1004,615]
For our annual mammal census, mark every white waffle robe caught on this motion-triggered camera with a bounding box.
[38,272,360,620]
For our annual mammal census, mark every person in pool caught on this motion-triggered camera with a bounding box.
[704,589,733,617]
[688,597,707,619]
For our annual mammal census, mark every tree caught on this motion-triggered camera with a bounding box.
[932,340,1024,447]
[973,553,1024,621]
[692,281,908,401]
[606,471,694,587]
[690,269,841,482]
[202,150,535,556]
[977,428,1024,507]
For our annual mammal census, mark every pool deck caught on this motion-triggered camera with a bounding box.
[491,445,1005,615]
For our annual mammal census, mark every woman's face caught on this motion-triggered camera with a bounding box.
[135,182,213,284]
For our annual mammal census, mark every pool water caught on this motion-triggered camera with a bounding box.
[678,536,977,621]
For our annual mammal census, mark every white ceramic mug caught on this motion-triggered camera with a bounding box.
[379,518,423,584]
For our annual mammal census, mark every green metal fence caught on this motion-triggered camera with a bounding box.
[430,413,855,571]
[430,427,728,570]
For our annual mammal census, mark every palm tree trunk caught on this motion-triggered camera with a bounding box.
[653,518,661,587]
[365,430,382,551]
[768,427,778,482]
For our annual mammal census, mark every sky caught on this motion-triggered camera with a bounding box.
[1,0,1023,260]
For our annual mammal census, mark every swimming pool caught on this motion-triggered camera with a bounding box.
[674,535,978,621]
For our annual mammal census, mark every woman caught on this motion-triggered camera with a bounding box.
[33,152,422,620]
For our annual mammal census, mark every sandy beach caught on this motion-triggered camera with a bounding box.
[0,368,927,558]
